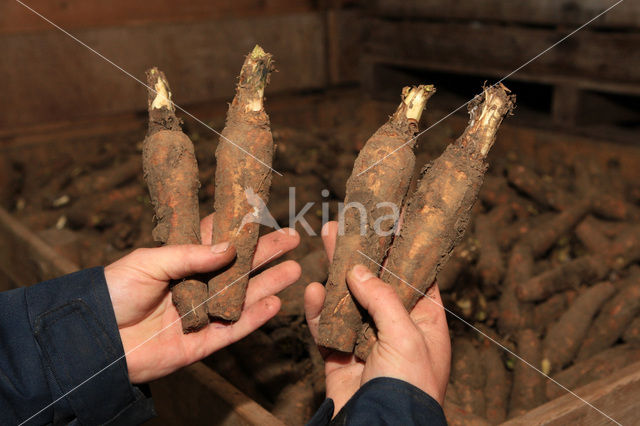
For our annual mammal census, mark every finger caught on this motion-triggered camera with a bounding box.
[321,221,338,262]
[304,282,326,342]
[126,243,236,281]
[411,284,450,364]
[252,228,300,268]
[202,295,281,354]
[346,264,415,338]
[200,213,214,245]
[410,284,447,327]
[244,260,301,306]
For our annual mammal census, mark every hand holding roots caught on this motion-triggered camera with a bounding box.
[318,84,515,359]
[355,85,515,359]
[142,68,208,332]
[142,46,275,332]
[318,85,435,352]
[207,46,275,321]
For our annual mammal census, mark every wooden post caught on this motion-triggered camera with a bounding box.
[552,85,581,127]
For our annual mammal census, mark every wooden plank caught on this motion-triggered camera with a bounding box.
[371,0,640,29]
[363,20,640,95]
[0,13,326,128]
[501,360,640,425]
[0,207,78,285]
[149,363,285,426]
[0,0,315,34]
[0,113,144,151]
[0,206,283,425]
[0,90,334,150]
[326,10,364,85]
[364,55,640,98]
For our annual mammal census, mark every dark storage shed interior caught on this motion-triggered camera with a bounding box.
[1,1,640,424]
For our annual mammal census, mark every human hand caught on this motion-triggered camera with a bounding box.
[104,214,300,383]
[305,221,450,413]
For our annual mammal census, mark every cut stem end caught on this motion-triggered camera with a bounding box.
[146,67,174,112]
[237,45,275,112]
[390,84,436,129]
[459,83,515,158]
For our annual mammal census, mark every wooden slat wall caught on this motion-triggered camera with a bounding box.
[326,10,365,85]
[364,20,640,95]
[372,0,640,29]
[0,13,326,128]
[0,0,316,34]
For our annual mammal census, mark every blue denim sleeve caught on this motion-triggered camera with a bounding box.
[0,267,155,425]
[306,377,447,426]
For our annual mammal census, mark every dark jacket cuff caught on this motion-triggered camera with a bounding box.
[307,377,447,426]
[24,267,156,425]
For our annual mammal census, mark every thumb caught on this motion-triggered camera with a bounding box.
[346,264,414,338]
[127,242,236,281]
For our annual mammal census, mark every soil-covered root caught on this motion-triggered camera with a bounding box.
[592,193,640,221]
[318,84,435,353]
[64,156,141,200]
[530,291,571,333]
[480,338,510,423]
[576,278,640,360]
[521,202,590,258]
[575,157,640,221]
[606,225,640,270]
[575,215,611,255]
[541,281,616,373]
[516,255,608,302]
[436,238,478,292]
[508,329,545,418]
[479,175,537,220]
[355,85,515,359]
[507,164,573,210]
[449,338,486,418]
[142,67,208,332]
[498,203,588,334]
[66,185,143,229]
[622,316,640,344]
[498,243,534,334]
[207,45,275,321]
[476,204,512,290]
[496,213,554,251]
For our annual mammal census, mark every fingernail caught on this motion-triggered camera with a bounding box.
[211,241,230,253]
[351,264,375,282]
